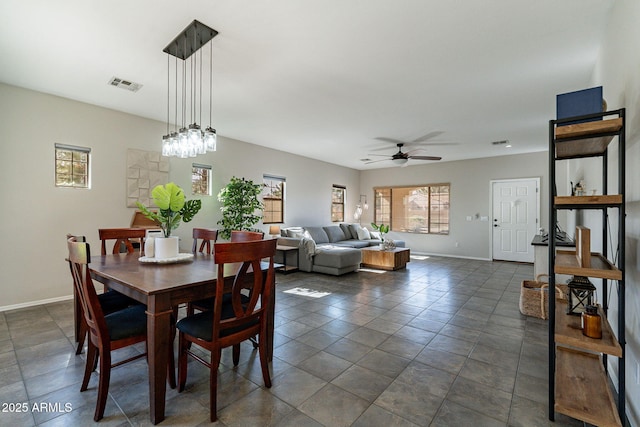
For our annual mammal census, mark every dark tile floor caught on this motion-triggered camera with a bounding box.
[0,255,585,426]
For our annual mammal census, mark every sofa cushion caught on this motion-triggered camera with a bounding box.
[324,225,347,243]
[349,224,362,239]
[339,223,353,239]
[314,246,362,268]
[304,227,330,244]
[282,227,304,238]
[356,227,371,240]
[332,240,371,249]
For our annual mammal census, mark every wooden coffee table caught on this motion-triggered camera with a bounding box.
[360,247,410,270]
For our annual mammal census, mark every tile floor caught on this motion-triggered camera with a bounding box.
[0,255,586,426]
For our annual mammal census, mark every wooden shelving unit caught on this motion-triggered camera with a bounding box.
[548,109,626,426]
[554,301,622,357]
[555,347,623,427]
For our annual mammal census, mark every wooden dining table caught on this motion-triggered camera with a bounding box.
[89,252,274,425]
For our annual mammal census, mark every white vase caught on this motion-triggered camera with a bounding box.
[154,236,179,259]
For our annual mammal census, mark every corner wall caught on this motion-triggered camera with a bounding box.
[589,0,640,424]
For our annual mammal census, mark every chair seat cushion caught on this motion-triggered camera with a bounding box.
[105,304,147,341]
[177,296,256,342]
[98,290,140,314]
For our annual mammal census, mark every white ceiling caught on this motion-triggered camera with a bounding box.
[0,0,614,170]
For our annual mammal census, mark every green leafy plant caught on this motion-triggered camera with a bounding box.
[217,176,264,240]
[136,182,202,237]
[370,222,390,241]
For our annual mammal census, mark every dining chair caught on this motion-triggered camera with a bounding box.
[230,230,264,242]
[176,239,277,422]
[67,236,176,421]
[192,227,218,254]
[68,234,140,355]
[186,228,219,316]
[98,228,147,255]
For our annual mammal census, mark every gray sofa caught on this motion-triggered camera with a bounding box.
[276,224,405,276]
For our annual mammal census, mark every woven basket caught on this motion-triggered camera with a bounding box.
[519,274,568,320]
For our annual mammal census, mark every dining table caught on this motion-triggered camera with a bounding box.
[89,251,275,425]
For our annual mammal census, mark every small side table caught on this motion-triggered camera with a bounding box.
[276,245,299,274]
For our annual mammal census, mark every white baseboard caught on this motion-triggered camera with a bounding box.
[0,294,74,313]
[410,251,491,262]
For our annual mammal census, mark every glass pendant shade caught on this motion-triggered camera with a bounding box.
[204,127,217,152]
[162,135,171,157]
[178,128,189,158]
[169,132,179,156]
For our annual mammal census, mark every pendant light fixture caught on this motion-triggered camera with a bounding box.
[162,20,218,158]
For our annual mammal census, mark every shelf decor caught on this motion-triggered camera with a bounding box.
[566,276,596,315]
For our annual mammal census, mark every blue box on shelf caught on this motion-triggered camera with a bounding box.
[556,86,603,125]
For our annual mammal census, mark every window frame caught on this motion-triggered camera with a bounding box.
[55,143,91,189]
[374,183,450,235]
[191,163,212,196]
[331,185,346,223]
[262,174,285,224]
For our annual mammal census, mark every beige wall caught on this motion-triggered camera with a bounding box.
[359,151,548,259]
[587,0,640,424]
[0,83,359,310]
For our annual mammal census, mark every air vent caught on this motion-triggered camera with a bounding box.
[108,77,143,92]
[492,140,509,145]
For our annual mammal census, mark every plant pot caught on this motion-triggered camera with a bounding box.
[154,236,179,259]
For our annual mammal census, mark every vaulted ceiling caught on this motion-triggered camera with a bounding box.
[0,0,614,169]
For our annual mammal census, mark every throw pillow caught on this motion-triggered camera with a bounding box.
[370,231,382,241]
[356,227,371,240]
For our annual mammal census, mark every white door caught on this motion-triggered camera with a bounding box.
[491,178,539,262]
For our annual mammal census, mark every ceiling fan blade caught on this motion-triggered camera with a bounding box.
[367,153,393,157]
[412,131,444,143]
[409,155,442,161]
[365,159,391,164]
[374,137,406,145]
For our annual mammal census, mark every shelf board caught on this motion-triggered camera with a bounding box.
[554,118,622,159]
[554,195,623,208]
[554,301,622,357]
[555,346,622,427]
[555,117,623,140]
[554,250,622,280]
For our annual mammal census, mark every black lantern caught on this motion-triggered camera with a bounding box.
[566,276,596,315]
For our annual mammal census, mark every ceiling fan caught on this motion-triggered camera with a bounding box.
[364,131,449,166]
[365,143,442,166]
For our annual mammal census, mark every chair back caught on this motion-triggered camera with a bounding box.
[230,230,264,242]
[67,237,109,347]
[98,228,146,255]
[213,239,276,345]
[192,228,218,254]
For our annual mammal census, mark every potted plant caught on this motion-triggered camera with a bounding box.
[371,222,394,250]
[137,182,201,258]
[217,176,264,240]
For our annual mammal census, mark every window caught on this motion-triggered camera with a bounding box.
[55,143,90,188]
[263,175,285,224]
[192,163,212,195]
[374,184,450,234]
[331,185,346,222]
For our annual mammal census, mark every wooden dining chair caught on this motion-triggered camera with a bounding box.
[230,230,264,242]
[186,228,220,316]
[67,236,176,421]
[176,239,277,422]
[98,228,147,255]
[68,234,140,355]
[188,229,263,315]
[192,228,218,254]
